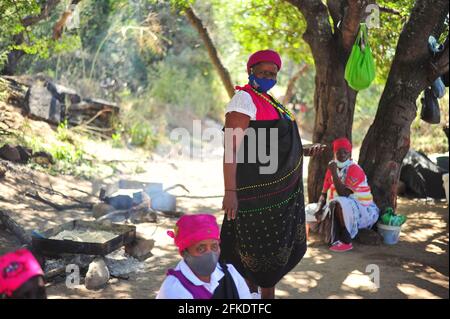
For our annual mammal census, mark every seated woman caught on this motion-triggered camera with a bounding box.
[310,138,379,252]
[156,214,252,299]
[0,249,46,299]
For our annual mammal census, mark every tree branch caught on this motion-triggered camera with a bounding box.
[395,0,449,63]
[21,0,62,27]
[184,6,235,98]
[286,0,333,64]
[341,0,372,52]
[379,6,401,16]
[282,63,309,105]
[25,192,94,211]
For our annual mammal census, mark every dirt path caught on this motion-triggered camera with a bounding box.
[1,126,448,299]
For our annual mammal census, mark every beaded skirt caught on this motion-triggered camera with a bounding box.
[220,119,307,288]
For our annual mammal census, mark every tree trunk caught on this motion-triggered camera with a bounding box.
[184,6,235,98]
[282,63,308,105]
[287,0,369,202]
[359,0,449,211]
[2,34,26,76]
[307,44,357,202]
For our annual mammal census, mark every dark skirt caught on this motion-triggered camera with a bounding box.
[220,119,307,288]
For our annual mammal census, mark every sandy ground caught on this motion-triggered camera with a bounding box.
[0,114,448,299]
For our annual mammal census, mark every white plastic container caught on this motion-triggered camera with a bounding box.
[151,192,176,212]
[305,203,319,223]
[443,173,449,204]
[377,222,402,245]
[144,183,164,197]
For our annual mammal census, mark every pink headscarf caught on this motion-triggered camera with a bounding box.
[0,249,44,297]
[247,50,282,74]
[167,214,220,254]
[333,137,352,153]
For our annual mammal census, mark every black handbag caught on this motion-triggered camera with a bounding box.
[420,87,441,124]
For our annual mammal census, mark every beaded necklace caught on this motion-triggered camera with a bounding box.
[251,87,295,121]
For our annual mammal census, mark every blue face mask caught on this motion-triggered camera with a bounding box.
[249,74,276,93]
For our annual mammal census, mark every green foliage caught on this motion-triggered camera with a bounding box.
[116,91,166,151]
[226,0,311,65]
[51,143,85,164]
[56,120,74,144]
[0,0,78,69]
[111,132,123,148]
[368,0,416,82]
[148,48,225,117]
[353,84,384,146]
[129,122,158,149]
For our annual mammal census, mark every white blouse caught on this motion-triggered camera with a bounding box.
[155,260,252,299]
[225,90,257,120]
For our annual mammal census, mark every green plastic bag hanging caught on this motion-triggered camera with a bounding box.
[344,23,376,91]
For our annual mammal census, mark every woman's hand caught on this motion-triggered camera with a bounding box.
[222,190,238,221]
[328,160,338,173]
[304,144,327,157]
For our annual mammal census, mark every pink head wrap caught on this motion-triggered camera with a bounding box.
[333,137,352,153]
[247,50,282,74]
[0,249,44,297]
[167,214,220,254]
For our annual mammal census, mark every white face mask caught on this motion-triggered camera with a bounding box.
[336,159,352,169]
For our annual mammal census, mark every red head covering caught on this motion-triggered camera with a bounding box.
[167,214,220,255]
[247,50,282,74]
[0,249,44,297]
[333,137,352,153]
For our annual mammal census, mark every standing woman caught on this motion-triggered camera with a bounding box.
[220,50,324,299]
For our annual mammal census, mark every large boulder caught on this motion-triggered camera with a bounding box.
[24,80,64,125]
[0,144,21,162]
[84,257,110,290]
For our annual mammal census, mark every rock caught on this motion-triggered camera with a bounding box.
[129,210,157,224]
[92,203,116,219]
[84,257,110,290]
[25,80,64,125]
[105,249,145,277]
[0,144,21,162]
[125,233,155,261]
[129,192,156,223]
[355,228,382,246]
[46,81,81,104]
[16,146,32,163]
[32,151,55,166]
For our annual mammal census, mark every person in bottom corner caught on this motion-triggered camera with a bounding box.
[0,248,47,299]
[156,214,252,299]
